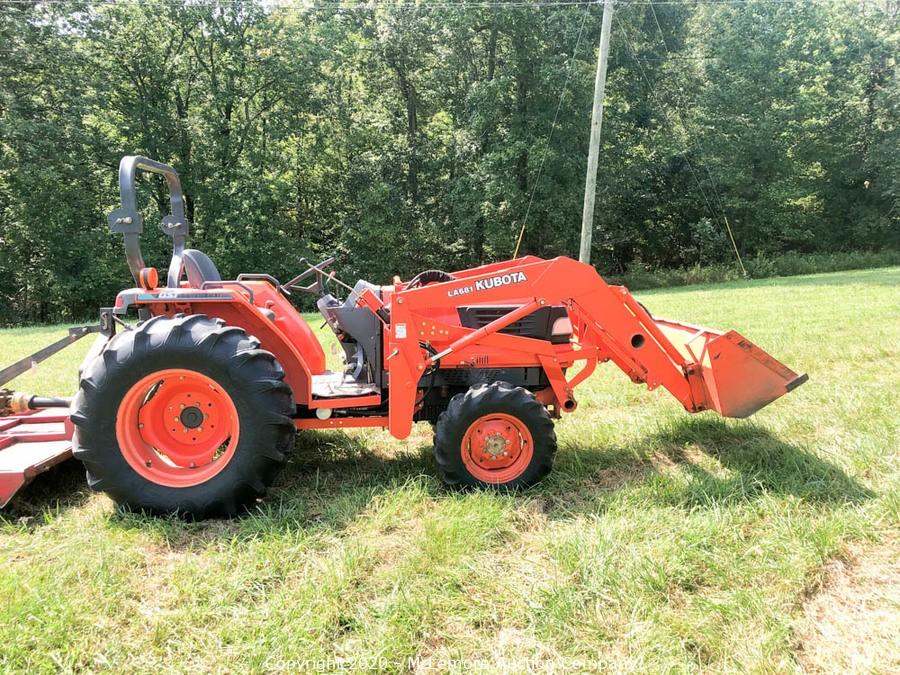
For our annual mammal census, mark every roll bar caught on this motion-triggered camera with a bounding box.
[107,155,189,288]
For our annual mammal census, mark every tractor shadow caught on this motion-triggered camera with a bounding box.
[540,417,873,518]
[259,429,435,527]
[104,418,870,547]
[1,459,91,526]
[108,429,436,549]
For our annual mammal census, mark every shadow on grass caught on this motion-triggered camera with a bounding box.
[245,430,436,531]
[658,417,872,502]
[542,417,873,518]
[105,429,437,548]
[97,417,871,545]
[1,459,91,525]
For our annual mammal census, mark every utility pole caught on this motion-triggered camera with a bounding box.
[579,0,614,265]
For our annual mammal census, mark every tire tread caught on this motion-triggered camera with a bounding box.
[72,315,294,519]
[433,381,556,490]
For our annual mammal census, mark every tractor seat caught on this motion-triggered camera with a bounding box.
[182,249,221,288]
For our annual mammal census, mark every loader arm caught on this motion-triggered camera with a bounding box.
[385,256,805,439]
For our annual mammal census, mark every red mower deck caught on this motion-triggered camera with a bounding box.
[0,409,73,506]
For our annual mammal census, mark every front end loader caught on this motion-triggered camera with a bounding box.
[0,156,806,517]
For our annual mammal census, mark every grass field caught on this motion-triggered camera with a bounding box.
[1,268,898,673]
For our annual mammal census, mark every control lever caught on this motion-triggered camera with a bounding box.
[356,288,391,325]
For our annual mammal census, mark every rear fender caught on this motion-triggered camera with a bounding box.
[122,282,325,404]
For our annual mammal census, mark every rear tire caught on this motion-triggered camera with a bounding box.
[72,314,294,519]
[433,382,556,490]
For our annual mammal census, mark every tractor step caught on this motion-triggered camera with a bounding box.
[310,371,379,399]
[0,408,74,506]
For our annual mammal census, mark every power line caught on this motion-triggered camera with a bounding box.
[626,0,832,4]
[648,0,667,50]
[513,0,593,258]
[0,0,595,6]
[615,18,722,260]
[617,15,746,274]
[643,1,746,273]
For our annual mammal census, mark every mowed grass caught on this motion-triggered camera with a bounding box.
[0,267,897,673]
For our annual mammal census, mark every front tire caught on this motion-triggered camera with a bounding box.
[433,382,556,490]
[72,314,294,518]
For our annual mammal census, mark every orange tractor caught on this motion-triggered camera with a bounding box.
[0,156,806,518]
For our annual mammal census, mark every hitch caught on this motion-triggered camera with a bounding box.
[0,314,114,505]
[0,311,115,419]
[0,390,72,417]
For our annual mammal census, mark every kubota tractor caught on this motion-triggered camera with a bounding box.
[0,157,806,517]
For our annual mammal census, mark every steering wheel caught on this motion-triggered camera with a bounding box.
[284,257,337,297]
[406,269,457,289]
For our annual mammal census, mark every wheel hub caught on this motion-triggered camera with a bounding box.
[483,432,509,458]
[461,412,534,484]
[180,406,204,429]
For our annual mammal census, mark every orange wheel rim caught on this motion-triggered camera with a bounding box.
[116,369,240,488]
[461,413,533,483]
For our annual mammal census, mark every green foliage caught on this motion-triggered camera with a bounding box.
[611,249,900,290]
[0,0,897,324]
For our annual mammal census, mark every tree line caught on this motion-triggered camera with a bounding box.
[0,0,896,324]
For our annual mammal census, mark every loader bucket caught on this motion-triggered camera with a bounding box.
[655,319,808,418]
